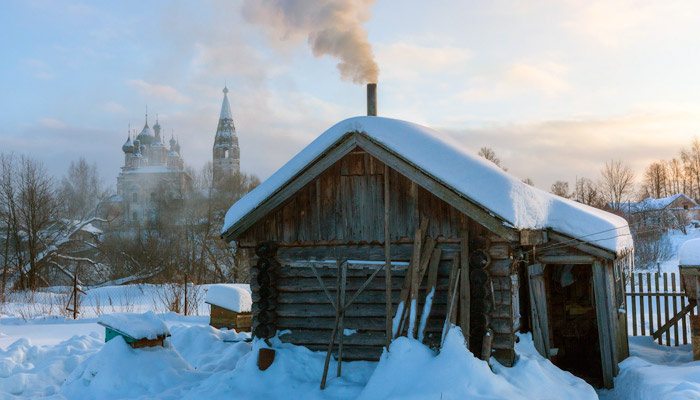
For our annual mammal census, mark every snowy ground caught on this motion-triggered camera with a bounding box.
[1,227,699,399]
[599,336,700,400]
[0,283,598,400]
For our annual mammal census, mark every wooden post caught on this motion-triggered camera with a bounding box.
[459,230,470,342]
[593,260,616,389]
[337,262,347,377]
[528,264,550,359]
[73,265,79,320]
[384,164,392,350]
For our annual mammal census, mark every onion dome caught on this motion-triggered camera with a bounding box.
[136,115,155,146]
[175,138,181,153]
[122,135,134,153]
[169,135,177,150]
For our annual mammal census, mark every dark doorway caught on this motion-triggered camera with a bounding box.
[545,264,603,387]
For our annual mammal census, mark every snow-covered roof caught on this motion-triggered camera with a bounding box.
[609,194,697,213]
[97,311,169,339]
[680,238,700,266]
[205,284,252,312]
[223,116,632,253]
[220,87,233,121]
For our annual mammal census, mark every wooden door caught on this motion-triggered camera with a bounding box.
[528,263,551,359]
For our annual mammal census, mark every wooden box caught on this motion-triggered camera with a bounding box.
[209,304,252,332]
[680,266,700,300]
[104,326,167,349]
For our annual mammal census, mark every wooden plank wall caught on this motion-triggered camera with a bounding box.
[238,150,467,246]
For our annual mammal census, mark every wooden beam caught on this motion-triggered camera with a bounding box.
[222,134,359,242]
[593,260,616,389]
[354,134,519,243]
[653,299,697,340]
[536,255,596,264]
[383,164,392,349]
[459,230,470,342]
[548,231,616,261]
[520,229,547,246]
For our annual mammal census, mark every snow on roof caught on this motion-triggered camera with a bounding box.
[97,311,169,339]
[205,284,251,312]
[220,88,233,121]
[610,194,697,213]
[680,238,700,266]
[223,116,632,253]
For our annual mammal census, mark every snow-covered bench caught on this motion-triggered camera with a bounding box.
[205,284,252,332]
[97,311,170,348]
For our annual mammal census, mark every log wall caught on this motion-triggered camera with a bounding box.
[242,149,521,366]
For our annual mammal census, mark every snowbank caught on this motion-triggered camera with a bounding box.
[606,336,700,400]
[679,238,700,266]
[359,329,596,400]
[223,116,631,253]
[0,311,599,399]
[60,336,205,400]
[205,284,252,313]
[97,311,169,339]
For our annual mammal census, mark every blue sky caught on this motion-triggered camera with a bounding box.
[2,0,700,192]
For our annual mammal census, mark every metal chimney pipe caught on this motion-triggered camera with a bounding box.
[367,83,377,116]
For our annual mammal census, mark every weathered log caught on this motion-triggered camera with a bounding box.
[275,302,448,318]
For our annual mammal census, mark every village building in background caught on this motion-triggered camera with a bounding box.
[605,193,699,231]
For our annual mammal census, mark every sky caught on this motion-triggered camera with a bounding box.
[2,0,700,194]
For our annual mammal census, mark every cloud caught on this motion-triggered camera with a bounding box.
[456,60,569,102]
[101,102,128,114]
[21,58,55,80]
[440,109,700,189]
[375,42,471,81]
[39,118,69,129]
[560,0,695,47]
[126,79,192,104]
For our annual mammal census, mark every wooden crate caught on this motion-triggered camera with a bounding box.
[104,326,166,349]
[209,304,252,332]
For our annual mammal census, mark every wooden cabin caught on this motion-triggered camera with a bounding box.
[221,116,633,388]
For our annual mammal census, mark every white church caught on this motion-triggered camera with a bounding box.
[105,86,240,225]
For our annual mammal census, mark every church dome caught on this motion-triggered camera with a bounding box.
[122,136,134,153]
[136,119,155,145]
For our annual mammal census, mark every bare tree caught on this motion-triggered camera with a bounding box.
[59,158,105,220]
[550,181,571,198]
[643,161,667,198]
[521,178,534,186]
[681,137,700,200]
[574,177,604,208]
[478,147,507,171]
[600,160,636,211]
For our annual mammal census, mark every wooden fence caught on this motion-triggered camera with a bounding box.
[626,272,698,346]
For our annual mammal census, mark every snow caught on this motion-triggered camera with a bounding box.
[679,238,700,266]
[600,336,700,400]
[204,284,252,312]
[0,294,601,400]
[223,116,631,253]
[97,311,169,339]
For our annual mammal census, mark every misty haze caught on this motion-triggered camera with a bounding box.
[2,1,700,399]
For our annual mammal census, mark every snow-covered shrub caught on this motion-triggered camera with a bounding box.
[634,230,673,269]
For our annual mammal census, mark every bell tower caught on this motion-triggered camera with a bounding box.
[212,86,240,187]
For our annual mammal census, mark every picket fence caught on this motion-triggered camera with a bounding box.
[626,272,697,346]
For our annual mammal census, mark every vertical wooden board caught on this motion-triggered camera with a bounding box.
[593,260,615,389]
[313,179,321,242]
[639,275,646,336]
[528,264,550,360]
[459,230,470,341]
[630,273,637,336]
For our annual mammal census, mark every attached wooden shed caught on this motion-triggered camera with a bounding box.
[221,116,633,388]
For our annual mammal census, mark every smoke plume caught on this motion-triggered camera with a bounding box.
[242,0,380,84]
